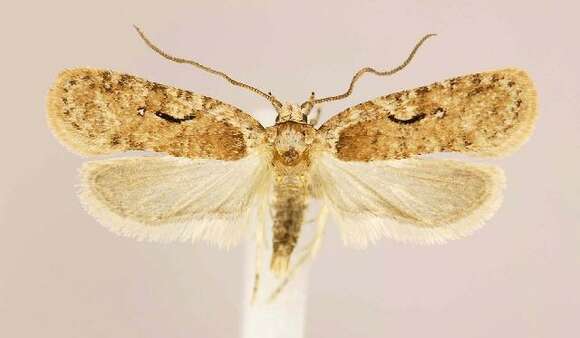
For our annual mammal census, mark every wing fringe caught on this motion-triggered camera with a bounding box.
[78,154,271,249]
[335,165,505,248]
[475,69,538,158]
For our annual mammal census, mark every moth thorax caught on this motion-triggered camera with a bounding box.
[276,103,307,124]
[273,123,314,166]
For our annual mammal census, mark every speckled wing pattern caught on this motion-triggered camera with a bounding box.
[314,69,537,246]
[47,68,265,160]
[319,69,536,160]
[47,68,270,247]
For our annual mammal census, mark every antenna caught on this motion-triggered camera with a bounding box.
[134,26,282,110]
[301,34,436,108]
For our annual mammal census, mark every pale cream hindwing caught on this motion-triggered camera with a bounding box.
[311,153,505,247]
[80,153,271,248]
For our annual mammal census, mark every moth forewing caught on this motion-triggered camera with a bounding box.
[47,68,266,160]
[318,69,538,161]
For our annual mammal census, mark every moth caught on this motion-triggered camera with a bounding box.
[47,27,537,301]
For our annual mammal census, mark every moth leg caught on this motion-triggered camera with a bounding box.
[251,200,269,304]
[268,205,329,302]
[308,107,322,127]
[303,91,322,127]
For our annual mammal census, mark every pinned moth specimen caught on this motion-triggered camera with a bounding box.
[47,27,537,301]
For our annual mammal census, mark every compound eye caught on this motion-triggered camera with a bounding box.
[301,114,308,123]
[275,115,280,123]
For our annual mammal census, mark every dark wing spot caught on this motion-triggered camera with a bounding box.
[387,113,426,125]
[101,71,112,81]
[434,107,446,118]
[110,134,121,146]
[449,78,460,87]
[154,111,197,123]
[416,86,430,94]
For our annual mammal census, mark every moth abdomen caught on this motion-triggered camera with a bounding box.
[270,175,308,276]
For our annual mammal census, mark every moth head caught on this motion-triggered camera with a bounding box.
[275,103,309,124]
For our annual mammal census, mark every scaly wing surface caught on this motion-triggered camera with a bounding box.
[47,68,265,160]
[318,69,537,161]
[311,154,504,247]
[313,69,537,246]
[80,153,271,248]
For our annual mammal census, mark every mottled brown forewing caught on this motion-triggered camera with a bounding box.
[47,68,265,160]
[318,69,537,161]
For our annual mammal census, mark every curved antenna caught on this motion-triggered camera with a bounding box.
[133,26,282,110]
[301,34,436,107]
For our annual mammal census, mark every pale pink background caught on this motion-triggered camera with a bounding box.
[1,1,579,337]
